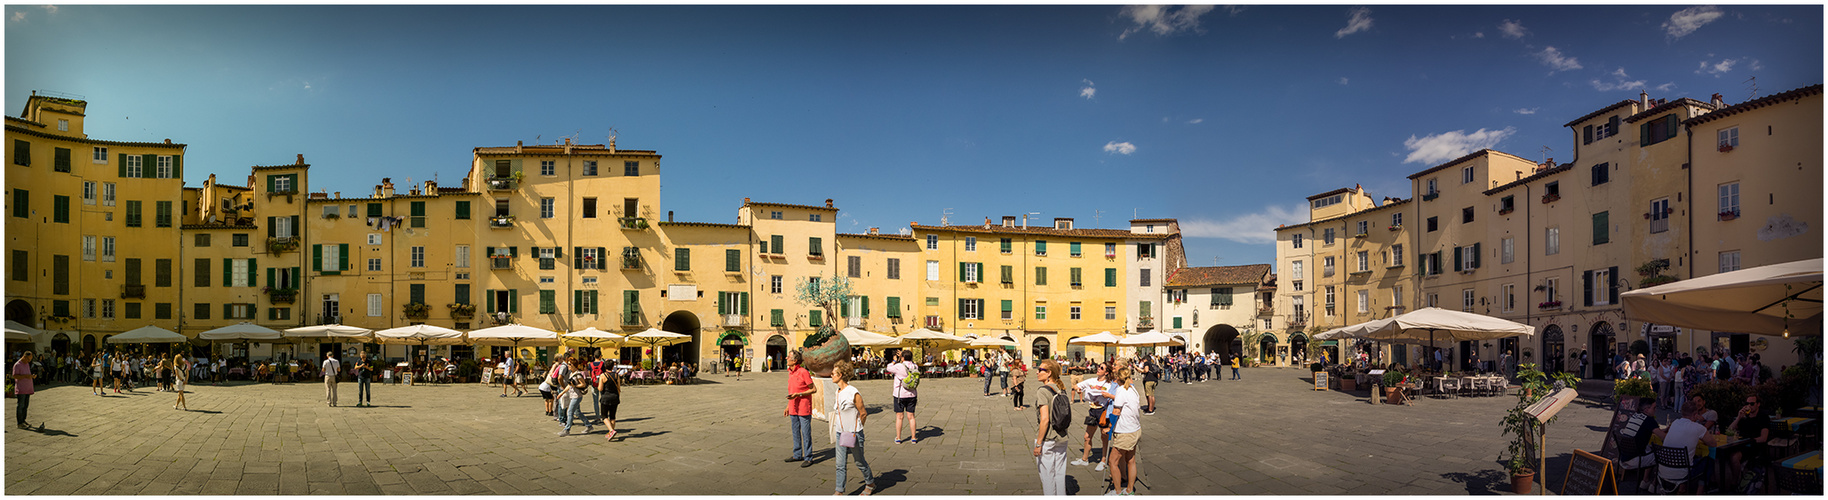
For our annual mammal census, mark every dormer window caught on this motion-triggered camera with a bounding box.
[1311,194,1343,209]
[1055,219,1073,230]
[57,119,68,132]
[1146,224,1154,233]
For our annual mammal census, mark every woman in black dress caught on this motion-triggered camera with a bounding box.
[597,365,622,442]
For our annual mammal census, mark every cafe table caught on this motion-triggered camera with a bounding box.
[1779,450,1821,474]
[1780,417,1817,432]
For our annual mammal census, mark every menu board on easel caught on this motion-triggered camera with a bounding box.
[1561,449,1617,495]
[1313,372,1329,391]
[1599,396,1641,462]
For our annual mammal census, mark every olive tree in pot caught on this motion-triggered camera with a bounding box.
[1501,363,1581,493]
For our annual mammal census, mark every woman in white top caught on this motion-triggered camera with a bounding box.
[830,360,875,495]
[172,354,189,411]
[556,358,591,437]
[1106,365,1143,495]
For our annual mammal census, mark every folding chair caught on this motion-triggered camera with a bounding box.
[1438,378,1459,399]
[1653,444,1705,494]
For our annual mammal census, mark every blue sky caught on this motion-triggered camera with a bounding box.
[7,4,1822,269]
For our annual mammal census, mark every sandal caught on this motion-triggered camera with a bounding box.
[894,438,907,444]
[861,485,874,496]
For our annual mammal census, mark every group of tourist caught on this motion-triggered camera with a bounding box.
[527,353,626,442]
[1614,391,1777,493]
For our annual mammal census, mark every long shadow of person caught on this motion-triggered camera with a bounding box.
[913,426,947,442]
[23,424,75,437]
[872,469,908,493]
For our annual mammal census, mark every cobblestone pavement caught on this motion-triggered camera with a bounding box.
[5,368,1619,495]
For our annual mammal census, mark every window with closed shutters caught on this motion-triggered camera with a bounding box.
[847,256,861,278]
[886,258,899,280]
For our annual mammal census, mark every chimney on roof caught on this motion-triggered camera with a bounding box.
[164,139,171,144]
[1001,216,1016,227]
[668,211,674,222]
[869,227,880,235]
[744,197,751,204]
[425,180,436,194]
[825,198,833,208]
[984,217,993,228]
[296,154,305,165]
[1539,157,1555,171]
[1641,91,1650,107]
[1711,93,1725,108]
[380,177,395,198]
[333,192,340,199]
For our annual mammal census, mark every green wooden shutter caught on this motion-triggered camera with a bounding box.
[740,292,749,316]
[1105,268,1116,287]
[486,290,496,313]
[267,216,276,238]
[1471,242,1482,269]
[717,292,729,315]
[1609,266,1621,304]
[412,284,426,305]
[589,291,599,315]
[52,195,67,223]
[290,267,299,288]
[862,296,870,318]
[509,289,520,314]
[841,298,851,318]
[267,268,275,291]
[1582,271,1594,306]
[574,247,583,269]
[597,247,607,270]
[1036,240,1047,255]
[574,290,583,314]
[1070,242,1081,255]
[53,147,69,172]
[171,155,181,178]
[771,309,784,327]
[809,309,822,327]
[1173,317,1182,329]
[247,258,257,287]
[312,244,323,272]
[809,237,821,256]
[887,296,899,318]
[511,159,522,176]
[1070,267,1082,286]
[266,174,276,192]
[1001,299,1012,315]
[141,154,156,178]
[959,262,968,282]
[455,284,470,305]
[623,290,638,323]
[1000,239,1011,253]
[455,201,470,219]
[411,201,425,217]
[726,249,740,272]
[771,235,783,254]
[1453,246,1464,271]
[1666,115,1679,140]
[223,258,232,287]
[367,203,382,218]
[339,244,350,271]
[1593,212,1609,245]
[10,189,23,218]
[118,154,127,177]
[1000,265,1012,283]
[675,248,690,271]
[540,290,555,314]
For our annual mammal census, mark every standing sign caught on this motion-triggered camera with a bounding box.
[1561,449,1618,495]
[1313,371,1329,391]
[1598,396,1640,462]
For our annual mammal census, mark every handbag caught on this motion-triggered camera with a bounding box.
[837,394,858,448]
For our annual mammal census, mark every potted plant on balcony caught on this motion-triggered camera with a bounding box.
[46,314,75,324]
[267,237,299,254]
[1388,225,1402,231]
[1541,193,1561,204]
[1718,209,1739,221]
[402,302,431,319]
[264,286,297,303]
[1718,144,1734,152]
[490,215,516,227]
[448,303,476,319]
[1537,300,1561,310]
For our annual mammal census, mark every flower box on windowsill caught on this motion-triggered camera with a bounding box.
[1499,208,1514,216]
[1541,194,1561,204]
[265,288,298,304]
[1537,301,1562,310]
[1422,192,1440,201]
[490,216,516,228]
[1718,144,1734,153]
[807,254,824,261]
[448,303,476,319]
[267,237,299,254]
[46,315,75,324]
[1718,211,1739,221]
[618,217,649,230]
[1353,233,1368,239]
[1388,225,1402,231]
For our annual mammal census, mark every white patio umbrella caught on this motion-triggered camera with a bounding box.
[108,325,188,344]
[1118,331,1183,347]
[967,335,1021,349]
[561,327,625,349]
[283,324,374,343]
[199,322,283,341]
[1622,257,1823,337]
[467,324,561,347]
[5,320,40,343]
[839,327,900,347]
[1069,331,1125,360]
[896,328,969,353]
[1350,308,1535,367]
[373,324,466,345]
[624,328,693,366]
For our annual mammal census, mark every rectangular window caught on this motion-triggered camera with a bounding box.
[1140,269,1150,287]
[231,259,249,287]
[52,195,69,223]
[583,160,598,176]
[1105,306,1117,320]
[411,246,425,268]
[1323,256,1336,277]
[808,237,823,256]
[770,275,783,294]
[1426,216,1438,232]
[540,198,554,218]
[1323,228,1335,245]
[14,139,30,166]
[1000,238,1013,253]
[925,234,938,250]
[368,293,383,316]
[769,211,783,220]
[1392,285,1404,311]
[1035,304,1047,320]
[964,236,976,252]
[82,181,96,205]
[770,235,783,254]
[1462,289,1475,312]
[1105,243,1117,258]
[1392,212,1403,227]
[1356,290,1369,314]
[957,299,982,320]
[155,258,173,287]
[1425,293,1437,308]
[539,247,557,270]
[1546,227,1560,255]
[193,258,210,287]
[1719,251,1741,273]
[1356,251,1368,272]
[1717,126,1739,149]
[10,250,22,282]
[675,248,691,271]
[1070,305,1082,320]
[540,160,555,176]
[1503,284,1516,312]
[624,161,639,176]
[1389,244,1403,267]
[1291,234,1303,249]
[886,296,901,319]
[368,258,382,272]
[1034,267,1047,286]
[101,299,114,319]
[726,249,742,273]
[1718,182,1740,218]
[1591,268,1613,306]
[540,290,556,314]
[1649,198,1670,233]
[1501,238,1514,264]
[1069,242,1081,257]
[1001,299,1013,320]
[82,236,96,261]
[1356,220,1369,235]
[454,200,470,220]
[1104,268,1116,287]
[962,262,980,283]
[1591,163,1610,186]
[847,256,861,278]
[1070,267,1083,287]
[1291,260,1303,279]
[1500,195,1515,213]
[1545,278,1558,305]
[456,245,470,268]
[581,197,596,218]
[194,303,211,320]
[1461,165,1474,184]
[927,260,940,281]
[1462,206,1474,224]
[886,258,900,280]
[1035,240,1047,256]
[93,146,107,163]
[1592,212,1610,245]
[1324,286,1335,315]
[1000,265,1013,284]
[124,155,142,177]
[85,299,96,318]
[156,156,172,178]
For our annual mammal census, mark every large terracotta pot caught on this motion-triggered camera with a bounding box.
[1385,387,1402,405]
[800,332,852,378]
[1511,471,1535,494]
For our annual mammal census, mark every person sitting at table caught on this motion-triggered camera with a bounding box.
[1654,401,1722,493]
[1725,395,1772,491]
[1616,397,1662,489]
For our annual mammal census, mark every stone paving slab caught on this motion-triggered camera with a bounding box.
[6,368,1620,494]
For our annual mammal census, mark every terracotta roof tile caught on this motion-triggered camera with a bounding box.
[1165,264,1272,288]
[744,201,839,212]
[910,223,1167,239]
[1405,149,1531,180]
[656,220,749,229]
[1685,84,1823,127]
[838,232,916,241]
[1624,97,1715,123]
[1484,164,1573,196]
[1563,99,1641,128]
[4,124,186,149]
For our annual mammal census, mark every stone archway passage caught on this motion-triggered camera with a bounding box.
[765,334,788,371]
[660,311,702,368]
[1201,324,1241,361]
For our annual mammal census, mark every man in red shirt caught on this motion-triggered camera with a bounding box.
[784,350,818,467]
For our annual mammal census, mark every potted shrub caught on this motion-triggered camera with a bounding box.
[1503,364,1580,493]
[1382,370,1406,404]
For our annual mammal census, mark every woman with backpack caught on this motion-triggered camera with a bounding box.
[1009,360,1026,410]
[1032,359,1071,495]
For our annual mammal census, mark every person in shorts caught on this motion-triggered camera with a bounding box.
[885,350,920,444]
[1107,364,1143,495]
[1072,362,1114,470]
[1140,357,1159,414]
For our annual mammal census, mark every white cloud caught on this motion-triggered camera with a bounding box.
[1335,7,1373,38]
[1513,108,1538,115]
[1402,127,1516,165]
[10,11,24,22]
[1696,58,1738,76]
[1654,82,1678,92]
[1664,6,1724,39]
[1590,67,1647,91]
[41,5,56,14]
[1180,205,1309,245]
[1187,118,1203,124]
[1498,19,1528,39]
[1337,77,1349,85]
[1472,32,1484,39]
[1080,79,1097,99]
[1103,141,1137,155]
[1533,46,1583,72]
[1222,6,1245,16]
[1118,5,1216,40]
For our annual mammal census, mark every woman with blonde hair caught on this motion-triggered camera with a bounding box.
[172,353,189,411]
[1106,365,1143,495]
[1032,359,1071,495]
[829,359,876,495]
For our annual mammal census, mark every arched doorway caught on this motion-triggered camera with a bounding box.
[1542,325,1565,374]
[82,334,96,355]
[1258,333,1279,365]
[1289,333,1309,365]
[1590,322,1616,379]
[51,333,70,357]
[765,334,788,371]
[660,311,701,368]
[5,299,33,328]
[1031,337,1052,362]
[718,330,747,372]
[1200,324,1241,361]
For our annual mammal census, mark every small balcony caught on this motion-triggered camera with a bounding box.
[1137,317,1154,329]
[265,287,297,304]
[318,314,341,325]
[1289,313,1308,327]
[267,237,299,254]
[402,302,430,320]
[618,217,649,230]
[1257,305,1274,317]
[723,314,745,327]
[1421,192,1440,202]
[449,303,476,319]
[489,215,516,228]
[490,256,512,270]
[121,284,146,299]
[621,256,643,271]
[487,177,518,191]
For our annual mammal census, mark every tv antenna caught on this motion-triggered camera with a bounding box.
[1024,212,1041,228]
[1744,76,1760,100]
[1093,210,1104,226]
[940,208,953,226]
[1539,146,1553,163]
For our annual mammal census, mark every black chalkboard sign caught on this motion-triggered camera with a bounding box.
[1561,449,1617,495]
[1313,372,1328,391]
[1598,397,1640,462]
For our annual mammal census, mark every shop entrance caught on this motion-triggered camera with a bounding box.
[718,331,747,372]
[1289,333,1309,365]
[1590,322,1616,378]
[1258,333,1278,365]
[766,335,788,371]
[1541,325,1564,374]
[1031,337,1051,363]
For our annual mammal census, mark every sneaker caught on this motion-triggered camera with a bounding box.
[1071,459,1090,466]
[557,429,568,437]
[1144,411,1155,416]
[585,426,594,434]
[1104,490,1120,496]
[1095,462,1107,471]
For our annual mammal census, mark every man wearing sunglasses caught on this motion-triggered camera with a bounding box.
[1725,396,1772,491]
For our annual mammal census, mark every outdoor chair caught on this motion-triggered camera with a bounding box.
[1653,444,1705,494]
[1773,465,1821,495]
[1436,378,1459,399]
[1766,421,1799,458]
[1464,377,1484,398]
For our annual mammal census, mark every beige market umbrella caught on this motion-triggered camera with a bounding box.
[4,320,40,343]
[373,324,466,345]
[1118,331,1183,347]
[1622,257,1823,337]
[967,335,1020,349]
[467,324,561,347]
[284,324,375,343]
[1350,308,1535,363]
[199,322,283,341]
[108,325,188,344]
[839,327,901,347]
[561,327,625,348]
[896,328,969,353]
[1069,331,1125,360]
[624,328,693,366]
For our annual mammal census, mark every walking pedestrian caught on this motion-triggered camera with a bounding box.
[998,354,1011,395]
[1010,360,1027,410]
[539,355,568,417]
[12,352,36,429]
[886,350,920,444]
[981,357,995,397]
[111,352,126,393]
[829,360,875,495]
[1033,359,1071,495]
[1140,357,1159,414]
[89,355,104,396]
[322,353,341,407]
[1071,363,1113,470]
[354,353,374,407]
[501,354,519,397]
[597,360,622,442]
[557,358,591,437]
[172,354,189,411]
[589,354,605,421]
[1230,353,1242,380]
[783,349,818,466]
[1107,364,1143,495]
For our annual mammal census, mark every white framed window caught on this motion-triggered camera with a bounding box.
[82,181,96,205]
[1322,256,1335,277]
[101,299,114,319]
[368,258,382,272]
[1593,268,1612,306]
[582,276,598,285]
[272,173,290,192]
[579,290,596,314]
[1717,127,1739,148]
[125,155,143,177]
[1461,165,1474,184]
[1719,251,1741,273]
[1292,280,1303,292]
[540,160,555,176]
[156,156,173,178]
[926,260,940,281]
[767,275,783,294]
[1291,260,1303,280]
[1501,237,1514,264]
[102,182,115,206]
[1545,278,1558,304]
[82,235,96,261]
[1461,289,1475,312]
[1426,293,1438,308]
[230,259,248,287]
[1034,304,1047,320]
[1105,242,1117,257]
[1356,290,1369,314]
[1502,284,1515,312]
[965,236,977,251]
[1356,220,1369,235]
[1650,198,1671,233]
[1291,233,1303,249]
[963,262,980,283]
[84,299,96,318]
[1390,244,1404,267]
[1392,285,1404,311]
[539,276,554,284]
[368,233,381,245]
[1545,227,1560,255]
[1070,305,1083,320]
[92,146,108,163]
[959,299,981,320]
[1324,286,1336,315]
[321,243,340,272]
[1356,251,1369,272]
[322,205,339,217]
[1292,296,1306,319]
[1460,246,1478,270]
[455,245,470,268]
[275,216,293,238]
[771,211,784,220]
[540,198,555,218]
[1718,182,1740,217]
[411,246,425,268]
[101,237,114,262]
[809,213,822,222]
[582,160,598,176]
[925,234,938,249]
[1392,212,1403,227]
[1426,178,1438,195]
[1323,228,1335,245]
[367,293,383,317]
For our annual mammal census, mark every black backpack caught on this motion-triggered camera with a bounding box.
[1041,385,1072,438]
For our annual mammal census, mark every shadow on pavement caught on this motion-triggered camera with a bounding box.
[22,425,75,437]
[186,409,224,414]
[1440,466,1507,494]
[1065,474,1081,495]
[873,469,908,493]
[914,426,946,441]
